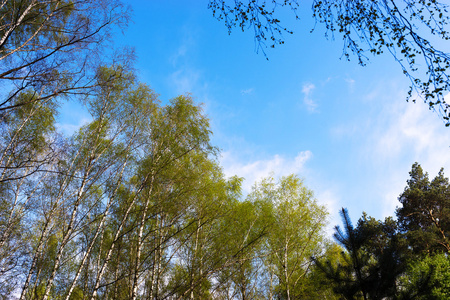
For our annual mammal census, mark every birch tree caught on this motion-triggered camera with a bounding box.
[248,175,328,300]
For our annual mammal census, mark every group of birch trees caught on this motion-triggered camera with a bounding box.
[5,1,450,299]
[1,61,329,300]
[0,3,329,299]
[0,69,328,300]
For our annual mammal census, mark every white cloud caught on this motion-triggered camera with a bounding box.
[170,44,188,66]
[56,117,92,137]
[240,88,254,95]
[345,77,355,92]
[372,97,450,164]
[169,26,196,67]
[325,82,450,221]
[220,151,313,194]
[169,69,200,95]
[345,78,355,85]
[364,91,450,218]
[315,189,341,237]
[301,83,317,113]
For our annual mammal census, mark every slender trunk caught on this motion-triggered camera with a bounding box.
[189,218,202,300]
[31,267,42,299]
[150,213,165,300]
[42,166,90,300]
[154,214,165,299]
[113,237,121,299]
[131,175,155,300]
[240,263,247,300]
[19,220,50,300]
[284,235,290,300]
[89,171,154,300]
[149,243,157,299]
[269,265,274,300]
[64,156,130,300]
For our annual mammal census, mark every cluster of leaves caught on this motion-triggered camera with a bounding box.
[313,0,450,124]
[209,0,450,125]
[208,0,300,54]
[0,0,130,113]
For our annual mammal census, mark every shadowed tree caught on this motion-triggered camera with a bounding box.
[316,208,406,300]
[396,163,450,255]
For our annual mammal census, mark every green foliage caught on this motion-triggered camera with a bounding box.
[316,208,406,300]
[303,243,343,300]
[213,195,270,299]
[398,253,450,300]
[0,0,129,94]
[396,163,450,255]
[248,174,329,299]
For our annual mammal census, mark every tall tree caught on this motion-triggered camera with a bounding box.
[316,208,406,300]
[212,186,271,300]
[0,0,131,199]
[248,175,328,300]
[0,0,129,112]
[14,65,149,300]
[0,91,58,296]
[0,4,132,291]
[396,163,450,255]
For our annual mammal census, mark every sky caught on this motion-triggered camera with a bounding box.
[59,0,450,231]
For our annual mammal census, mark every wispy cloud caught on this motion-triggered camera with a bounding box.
[345,77,355,92]
[220,150,313,194]
[56,117,92,137]
[363,91,450,217]
[302,83,317,113]
[169,69,200,95]
[167,25,203,95]
[240,88,254,95]
[315,189,341,237]
[169,25,196,67]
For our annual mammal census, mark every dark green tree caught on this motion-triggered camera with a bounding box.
[355,213,407,299]
[396,163,450,255]
[316,208,406,300]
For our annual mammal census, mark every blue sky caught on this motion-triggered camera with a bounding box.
[59,0,450,229]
